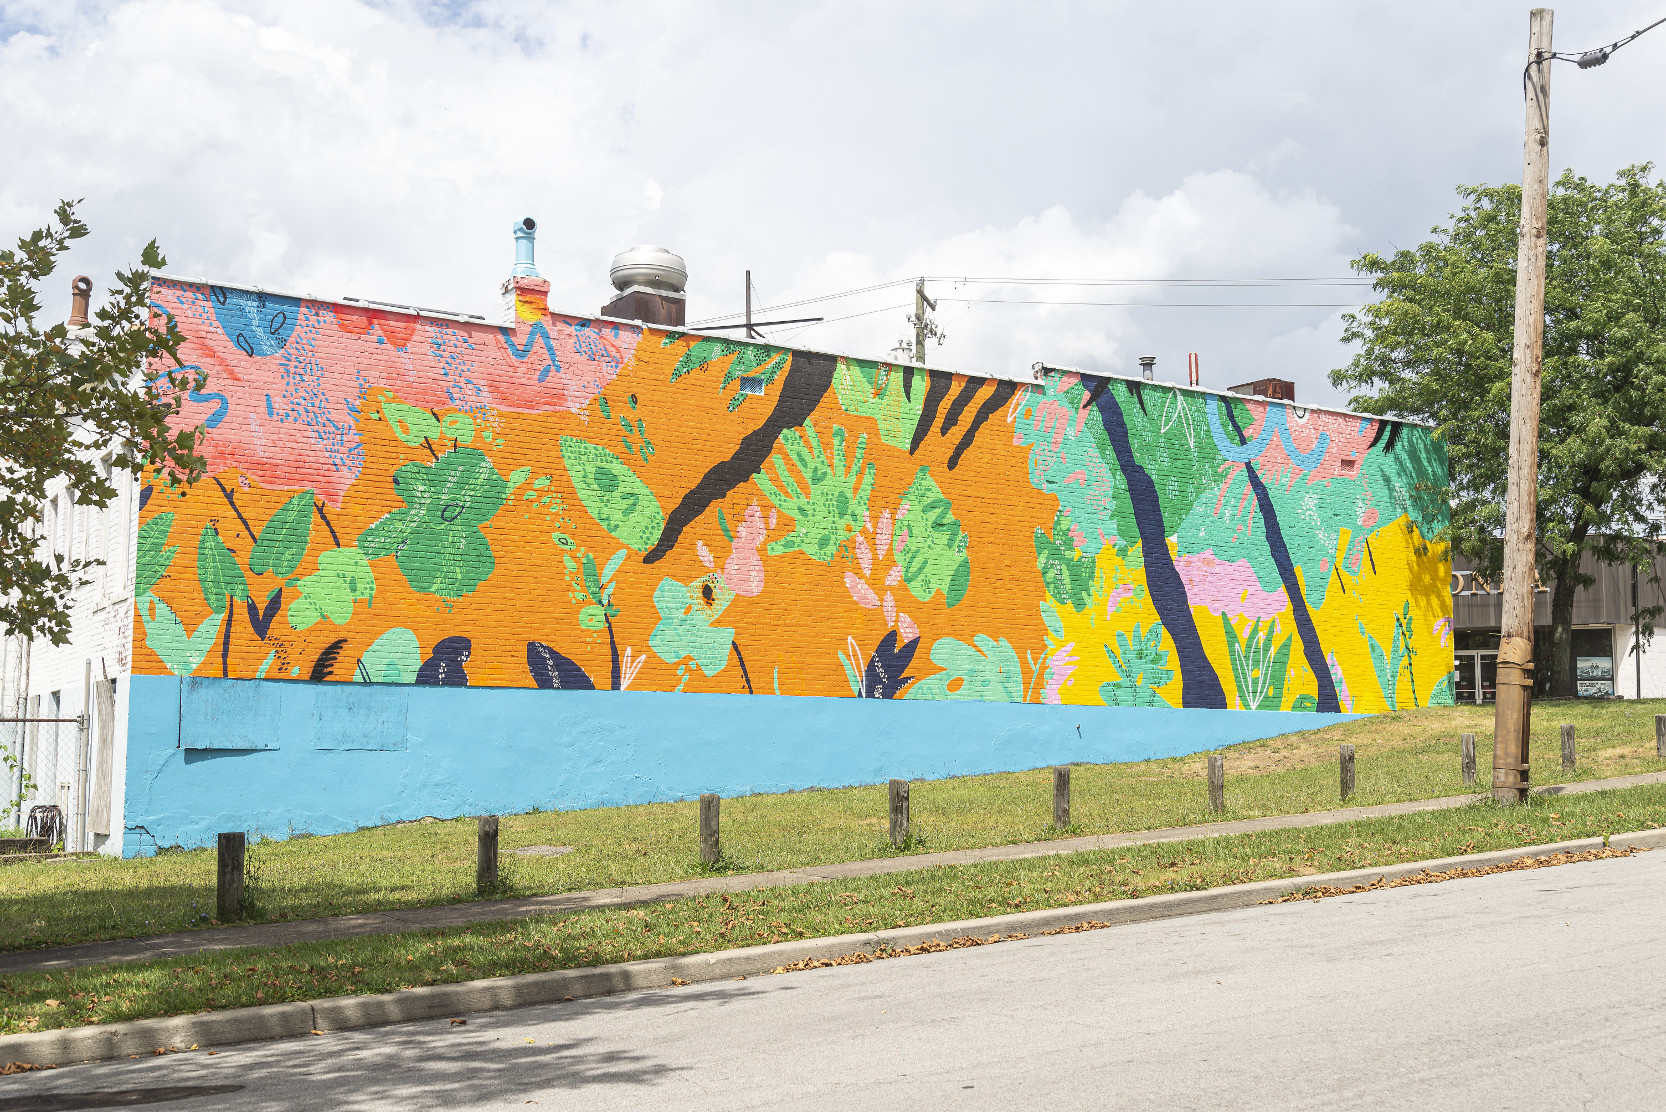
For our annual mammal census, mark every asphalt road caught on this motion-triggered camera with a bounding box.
[9,849,1666,1111]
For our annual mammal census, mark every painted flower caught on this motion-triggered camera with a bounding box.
[358,447,507,599]
[649,574,735,675]
[842,508,920,643]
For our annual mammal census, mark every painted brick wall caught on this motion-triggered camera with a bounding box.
[131,276,1452,715]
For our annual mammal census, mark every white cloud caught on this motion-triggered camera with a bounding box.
[5,0,1664,413]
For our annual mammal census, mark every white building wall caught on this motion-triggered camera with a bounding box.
[1615,623,1666,700]
[1,465,139,854]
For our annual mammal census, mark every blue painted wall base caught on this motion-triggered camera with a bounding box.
[123,675,1366,854]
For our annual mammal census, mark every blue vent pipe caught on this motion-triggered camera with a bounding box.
[511,217,539,278]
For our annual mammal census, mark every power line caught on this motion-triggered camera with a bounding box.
[937,297,1364,308]
[688,274,1372,326]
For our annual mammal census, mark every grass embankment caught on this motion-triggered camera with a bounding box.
[4,699,1663,955]
[1,784,1658,1037]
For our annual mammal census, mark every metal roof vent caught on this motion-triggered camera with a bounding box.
[609,246,687,296]
[511,217,540,278]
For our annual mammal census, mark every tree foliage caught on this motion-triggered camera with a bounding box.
[1,201,205,644]
[1332,165,1666,694]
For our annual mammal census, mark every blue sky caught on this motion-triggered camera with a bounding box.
[3,0,1662,407]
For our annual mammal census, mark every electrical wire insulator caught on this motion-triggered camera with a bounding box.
[1576,48,1612,68]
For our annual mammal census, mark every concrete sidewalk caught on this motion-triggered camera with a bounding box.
[5,769,1663,976]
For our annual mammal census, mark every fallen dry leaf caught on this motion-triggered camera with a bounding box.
[2,1063,57,1075]
[42,1000,59,1009]
[450,1018,467,1026]
[670,978,691,987]
[1264,845,1645,904]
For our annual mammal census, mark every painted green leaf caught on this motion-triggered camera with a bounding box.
[141,594,224,677]
[559,437,664,552]
[832,356,925,451]
[902,634,1022,702]
[359,447,507,598]
[895,467,971,607]
[1222,616,1294,711]
[134,512,178,599]
[1034,510,1094,613]
[1290,693,1320,712]
[756,420,874,563]
[287,547,376,631]
[383,402,443,446]
[1039,601,1065,638]
[248,490,315,577]
[353,627,421,684]
[579,605,608,630]
[197,524,249,613]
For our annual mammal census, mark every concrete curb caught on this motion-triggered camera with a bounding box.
[8,826,1662,1068]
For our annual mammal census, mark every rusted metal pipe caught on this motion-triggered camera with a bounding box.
[68,275,92,327]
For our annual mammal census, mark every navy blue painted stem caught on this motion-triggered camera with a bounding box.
[1093,384,1227,709]
[1222,402,1341,713]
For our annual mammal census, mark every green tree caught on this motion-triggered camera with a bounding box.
[1,201,205,644]
[1332,165,1666,696]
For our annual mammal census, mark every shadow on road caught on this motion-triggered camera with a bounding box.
[8,979,794,1108]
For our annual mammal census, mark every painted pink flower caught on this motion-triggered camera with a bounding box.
[1327,652,1353,712]
[845,505,919,642]
[1043,642,1078,704]
[1173,549,1289,621]
[723,502,769,597]
[845,572,881,608]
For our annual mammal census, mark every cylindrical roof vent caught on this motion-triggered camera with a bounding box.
[609,245,687,295]
[512,217,540,278]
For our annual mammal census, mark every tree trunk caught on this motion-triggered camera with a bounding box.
[1548,562,1578,697]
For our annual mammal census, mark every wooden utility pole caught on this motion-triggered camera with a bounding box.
[912,280,939,364]
[1494,8,1554,805]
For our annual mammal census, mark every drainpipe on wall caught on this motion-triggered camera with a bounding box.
[1634,562,1643,698]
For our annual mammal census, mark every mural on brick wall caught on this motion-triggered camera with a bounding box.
[132,277,1453,712]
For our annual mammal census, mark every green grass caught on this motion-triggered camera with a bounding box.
[4,698,1664,955]
[2,782,1659,1039]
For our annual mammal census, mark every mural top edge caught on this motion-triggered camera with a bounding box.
[147,272,1430,430]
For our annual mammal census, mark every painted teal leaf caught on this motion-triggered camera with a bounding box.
[197,524,249,613]
[134,512,178,599]
[248,490,315,577]
[141,594,224,677]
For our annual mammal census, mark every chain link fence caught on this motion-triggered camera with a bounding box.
[1,714,87,846]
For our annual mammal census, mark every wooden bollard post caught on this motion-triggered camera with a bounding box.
[1053,765,1071,830]
[477,815,499,895]
[1207,756,1225,814]
[1561,724,1576,773]
[216,832,244,921]
[699,794,721,865]
[1340,744,1356,802]
[888,779,910,846]
[1656,714,1665,760]
[1461,733,1477,786]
